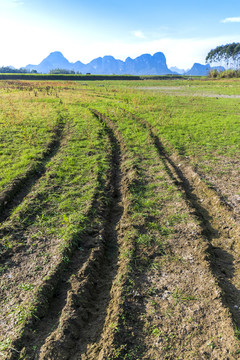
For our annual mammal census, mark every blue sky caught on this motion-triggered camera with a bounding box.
[1,0,240,69]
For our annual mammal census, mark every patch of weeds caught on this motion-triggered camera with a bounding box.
[125,278,135,293]
[147,222,172,236]
[35,265,43,271]
[172,288,197,303]
[109,322,119,331]
[120,249,134,260]
[15,305,28,325]
[234,324,240,339]
[0,265,9,274]
[62,255,70,264]
[18,283,34,291]
[149,261,161,270]
[109,344,127,359]
[2,238,13,251]
[151,326,161,337]
[0,337,11,353]
[136,234,153,248]
[167,213,188,226]
[147,286,158,297]
[160,254,183,265]
[207,341,216,349]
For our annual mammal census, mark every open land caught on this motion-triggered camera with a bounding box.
[0,78,239,359]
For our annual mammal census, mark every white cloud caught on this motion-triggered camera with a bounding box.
[221,17,240,23]
[132,30,146,39]
[13,0,24,4]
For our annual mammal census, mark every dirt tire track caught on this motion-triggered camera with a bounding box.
[6,187,106,360]
[78,101,240,357]
[17,108,129,360]
[0,118,65,224]
[36,108,143,360]
[0,118,67,265]
[4,88,239,358]
[81,110,145,360]
[100,106,240,358]
[87,106,237,359]
[3,110,112,360]
[129,111,240,331]
[78,107,178,360]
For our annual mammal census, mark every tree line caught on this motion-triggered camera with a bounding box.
[49,69,81,74]
[0,67,38,74]
[0,67,81,74]
[206,42,240,69]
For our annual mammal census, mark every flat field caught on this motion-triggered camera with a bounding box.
[0,78,239,359]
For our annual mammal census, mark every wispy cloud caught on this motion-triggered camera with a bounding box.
[132,30,146,39]
[78,35,240,69]
[12,0,24,6]
[0,0,24,8]
[221,17,240,23]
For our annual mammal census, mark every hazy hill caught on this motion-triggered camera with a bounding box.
[24,51,225,76]
[170,66,187,75]
[26,51,84,73]
[25,51,174,75]
[185,63,211,76]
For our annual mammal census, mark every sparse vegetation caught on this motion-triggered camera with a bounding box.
[209,69,240,78]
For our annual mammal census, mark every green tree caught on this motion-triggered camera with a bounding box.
[49,68,76,74]
[0,66,34,74]
[206,43,240,69]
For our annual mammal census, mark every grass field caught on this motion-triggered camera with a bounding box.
[0,78,239,359]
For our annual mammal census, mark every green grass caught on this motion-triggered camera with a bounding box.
[141,96,239,157]
[81,78,240,180]
[0,78,239,358]
[0,88,63,192]
[0,98,112,346]
[0,104,111,254]
[81,97,194,358]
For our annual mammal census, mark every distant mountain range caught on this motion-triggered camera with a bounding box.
[170,66,187,75]
[184,63,224,76]
[23,51,223,76]
[25,51,172,75]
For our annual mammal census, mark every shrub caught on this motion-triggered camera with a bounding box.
[208,69,240,78]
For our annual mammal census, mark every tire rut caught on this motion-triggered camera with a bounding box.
[130,112,240,330]
[21,109,124,360]
[87,105,240,358]
[6,173,106,360]
[0,119,65,224]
